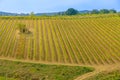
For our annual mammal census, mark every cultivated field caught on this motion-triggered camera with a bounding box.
[0,15,120,66]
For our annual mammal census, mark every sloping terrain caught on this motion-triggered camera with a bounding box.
[0,15,120,80]
[0,16,120,65]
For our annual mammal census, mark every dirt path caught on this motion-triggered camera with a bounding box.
[75,63,120,80]
[0,57,94,67]
[0,57,120,80]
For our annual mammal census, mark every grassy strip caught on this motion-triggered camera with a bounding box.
[86,70,120,80]
[0,59,94,80]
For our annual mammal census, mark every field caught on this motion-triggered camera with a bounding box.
[0,14,120,79]
[0,15,120,65]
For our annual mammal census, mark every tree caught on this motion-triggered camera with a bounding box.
[100,9,109,14]
[30,12,35,17]
[109,9,117,13]
[17,23,29,34]
[58,12,65,15]
[65,8,78,15]
[91,9,99,14]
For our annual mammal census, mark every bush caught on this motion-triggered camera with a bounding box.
[17,23,29,34]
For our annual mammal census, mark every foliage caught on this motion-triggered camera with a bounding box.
[109,9,117,13]
[91,9,99,14]
[30,12,35,17]
[65,8,78,15]
[58,12,65,15]
[90,9,117,14]
[17,23,29,34]
[99,9,110,14]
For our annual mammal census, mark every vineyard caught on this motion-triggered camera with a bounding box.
[0,15,120,65]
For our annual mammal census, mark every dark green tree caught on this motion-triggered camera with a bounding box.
[30,12,35,17]
[109,9,117,13]
[65,8,78,15]
[100,9,109,14]
[91,9,99,14]
[58,12,65,15]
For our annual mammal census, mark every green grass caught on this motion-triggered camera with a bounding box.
[0,59,94,80]
[86,70,120,80]
[0,77,16,80]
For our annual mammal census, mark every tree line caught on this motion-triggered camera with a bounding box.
[0,8,118,16]
[59,8,118,15]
